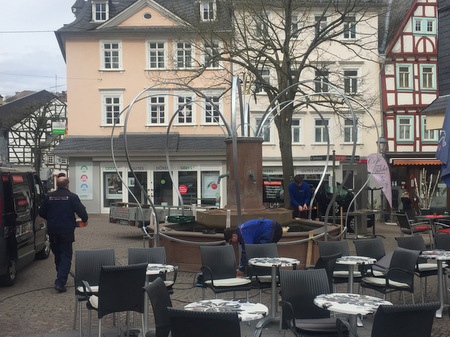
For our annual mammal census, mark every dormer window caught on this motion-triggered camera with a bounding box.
[92,1,109,22]
[200,1,216,21]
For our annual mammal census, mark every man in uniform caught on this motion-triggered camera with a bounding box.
[39,177,88,292]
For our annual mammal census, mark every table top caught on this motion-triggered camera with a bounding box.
[146,263,175,275]
[336,256,377,266]
[184,299,268,322]
[314,293,392,316]
[420,250,450,261]
[248,257,300,267]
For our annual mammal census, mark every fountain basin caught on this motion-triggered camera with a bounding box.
[154,219,341,272]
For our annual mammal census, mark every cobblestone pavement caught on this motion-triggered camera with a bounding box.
[0,214,448,337]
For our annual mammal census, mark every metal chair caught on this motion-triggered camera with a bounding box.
[245,243,279,302]
[361,247,419,303]
[128,247,178,293]
[336,301,440,337]
[435,232,450,250]
[279,269,339,337]
[395,212,432,244]
[200,245,251,300]
[353,238,387,277]
[395,235,438,302]
[71,248,115,337]
[318,240,362,291]
[168,307,241,337]
[85,263,147,337]
[143,277,172,337]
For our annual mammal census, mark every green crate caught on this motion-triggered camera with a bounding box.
[167,215,195,224]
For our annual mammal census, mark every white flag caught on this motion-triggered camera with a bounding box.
[367,153,392,208]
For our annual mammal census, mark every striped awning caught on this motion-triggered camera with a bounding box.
[392,159,442,166]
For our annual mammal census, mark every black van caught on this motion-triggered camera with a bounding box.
[0,168,50,286]
[263,177,355,217]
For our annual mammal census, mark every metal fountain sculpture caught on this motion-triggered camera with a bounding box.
[110,76,384,247]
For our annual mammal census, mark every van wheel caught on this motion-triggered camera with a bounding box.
[36,234,51,260]
[0,259,17,286]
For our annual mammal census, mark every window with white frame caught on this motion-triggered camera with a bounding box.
[292,118,302,144]
[101,41,122,70]
[101,90,123,126]
[256,118,271,143]
[147,41,166,69]
[175,95,194,124]
[203,41,220,68]
[314,118,330,143]
[204,96,221,124]
[147,95,167,125]
[343,117,359,143]
[344,70,358,94]
[92,1,109,22]
[176,42,193,69]
[315,69,329,93]
[292,15,300,38]
[315,15,327,37]
[421,116,438,142]
[397,64,412,90]
[397,116,413,142]
[413,17,436,35]
[255,69,270,93]
[255,16,269,38]
[343,16,356,39]
[200,1,216,21]
[420,64,436,91]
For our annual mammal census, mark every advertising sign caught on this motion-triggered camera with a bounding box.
[367,153,392,207]
[76,162,93,200]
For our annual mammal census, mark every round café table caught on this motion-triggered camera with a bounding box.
[419,250,450,318]
[314,293,392,331]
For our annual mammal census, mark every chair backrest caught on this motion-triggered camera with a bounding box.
[371,302,439,337]
[386,247,419,291]
[314,252,342,291]
[353,238,385,261]
[395,212,413,233]
[279,269,331,320]
[200,245,237,280]
[97,263,147,319]
[167,307,241,337]
[435,233,450,250]
[74,249,115,294]
[128,247,166,265]
[395,235,427,251]
[318,240,349,271]
[143,277,172,337]
[245,243,279,277]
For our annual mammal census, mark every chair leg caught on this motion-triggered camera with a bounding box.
[73,299,78,330]
[87,310,91,337]
[79,302,83,337]
[420,278,425,303]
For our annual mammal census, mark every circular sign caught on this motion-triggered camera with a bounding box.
[178,184,188,194]
[210,183,218,190]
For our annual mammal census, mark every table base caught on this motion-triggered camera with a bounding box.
[254,316,280,337]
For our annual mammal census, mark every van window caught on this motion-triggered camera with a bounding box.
[33,175,45,206]
[2,175,14,214]
[11,175,32,214]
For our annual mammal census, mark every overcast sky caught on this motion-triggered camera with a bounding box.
[0,1,76,98]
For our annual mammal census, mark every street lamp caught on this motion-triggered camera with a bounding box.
[376,136,388,156]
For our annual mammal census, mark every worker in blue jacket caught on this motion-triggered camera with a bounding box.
[288,174,311,218]
[39,177,88,293]
[224,218,283,277]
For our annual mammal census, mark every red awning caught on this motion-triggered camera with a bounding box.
[392,159,442,166]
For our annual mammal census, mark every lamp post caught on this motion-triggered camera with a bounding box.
[376,136,388,221]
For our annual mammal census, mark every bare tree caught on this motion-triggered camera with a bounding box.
[161,0,384,205]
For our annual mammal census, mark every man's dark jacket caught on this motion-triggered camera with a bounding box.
[39,187,88,234]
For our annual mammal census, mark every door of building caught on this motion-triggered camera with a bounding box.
[127,172,148,204]
[153,172,173,205]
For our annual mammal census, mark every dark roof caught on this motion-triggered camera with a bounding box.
[379,0,416,54]
[421,94,450,115]
[0,90,59,129]
[52,133,227,156]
